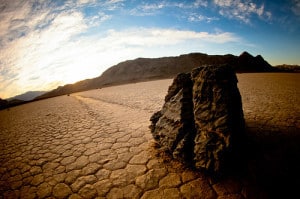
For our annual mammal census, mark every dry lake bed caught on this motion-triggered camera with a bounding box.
[0,73,299,198]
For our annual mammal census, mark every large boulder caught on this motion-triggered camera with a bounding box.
[150,65,245,173]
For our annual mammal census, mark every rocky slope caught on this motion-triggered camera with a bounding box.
[36,51,275,100]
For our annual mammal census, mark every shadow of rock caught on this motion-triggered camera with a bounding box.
[242,121,300,198]
[213,120,300,198]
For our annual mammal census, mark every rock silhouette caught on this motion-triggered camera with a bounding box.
[150,65,245,173]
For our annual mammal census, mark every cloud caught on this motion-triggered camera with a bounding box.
[0,0,241,99]
[102,0,125,10]
[106,0,124,3]
[78,0,97,5]
[129,2,165,16]
[0,22,239,98]
[194,0,208,8]
[292,0,300,16]
[213,0,271,23]
[105,28,239,46]
[188,14,219,23]
[129,0,208,16]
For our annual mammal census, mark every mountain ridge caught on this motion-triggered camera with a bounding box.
[7,91,47,101]
[35,51,276,100]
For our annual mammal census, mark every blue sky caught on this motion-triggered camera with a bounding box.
[0,0,299,99]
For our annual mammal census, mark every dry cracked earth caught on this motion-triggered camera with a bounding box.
[0,73,299,199]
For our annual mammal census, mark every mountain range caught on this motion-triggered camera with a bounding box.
[8,91,47,101]
[35,51,275,100]
[0,51,292,110]
[0,91,48,110]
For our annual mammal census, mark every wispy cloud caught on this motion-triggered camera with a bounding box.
[0,0,119,98]
[0,20,239,98]
[129,2,166,16]
[194,0,208,8]
[77,0,97,5]
[213,0,271,23]
[292,0,300,16]
[105,28,239,46]
[188,14,219,23]
[129,0,208,16]
[0,0,244,99]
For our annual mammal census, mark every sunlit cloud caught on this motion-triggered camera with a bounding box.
[105,28,239,46]
[0,23,239,97]
[0,0,298,99]
[0,0,126,98]
[0,14,239,98]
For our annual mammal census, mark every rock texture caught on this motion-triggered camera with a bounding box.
[150,65,245,172]
[150,73,195,163]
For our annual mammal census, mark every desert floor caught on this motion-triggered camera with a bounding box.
[0,73,299,198]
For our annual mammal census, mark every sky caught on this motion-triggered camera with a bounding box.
[0,0,299,99]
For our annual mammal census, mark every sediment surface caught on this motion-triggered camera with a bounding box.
[0,73,299,198]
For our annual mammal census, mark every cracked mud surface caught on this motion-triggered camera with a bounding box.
[0,73,299,198]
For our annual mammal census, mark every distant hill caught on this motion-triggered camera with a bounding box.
[0,98,26,110]
[275,64,300,72]
[0,91,47,110]
[8,91,47,101]
[36,51,276,100]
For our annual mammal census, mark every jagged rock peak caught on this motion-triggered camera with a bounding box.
[239,51,254,58]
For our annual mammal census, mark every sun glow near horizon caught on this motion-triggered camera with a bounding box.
[0,0,299,99]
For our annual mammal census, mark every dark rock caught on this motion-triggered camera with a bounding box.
[150,65,245,173]
[150,73,195,162]
[234,51,274,72]
[191,65,245,172]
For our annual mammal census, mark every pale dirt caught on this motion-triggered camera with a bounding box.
[0,73,299,198]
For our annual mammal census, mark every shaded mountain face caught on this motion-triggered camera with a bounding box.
[8,91,47,101]
[235,52,274,72]
[36,51,276,100]
[93,53,237,87]
[1,91,46,109]
[0,97,26,109]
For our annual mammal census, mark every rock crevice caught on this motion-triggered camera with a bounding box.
[150,65,245,173]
